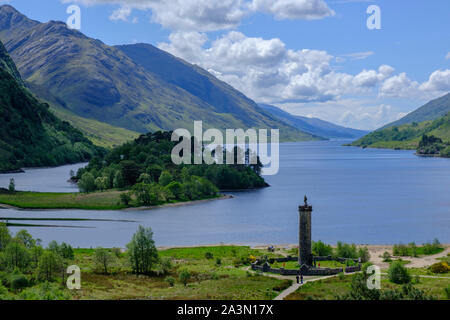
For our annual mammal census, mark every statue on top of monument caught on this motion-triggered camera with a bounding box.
[304,195,308,206]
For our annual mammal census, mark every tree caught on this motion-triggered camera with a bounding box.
[4,241,30,270]
[358,247,370,263]
[120,193,132,206]
[37,251,64,282]
[0,223,11,251]
[138,173,152,184]
[179,269,191,287]
[78,172,96,193]
[15,230,35,249]
[8,178,15,192]
[388,261,411,284]
[94,247,115,274]
[60,242,74,260]
[120,160,141,186]
[132,183,156,206]
[159,171,173,187]
[165,181,185,200]
[113,171,125,189]
[126,226,159,275]
[312,240,333,256]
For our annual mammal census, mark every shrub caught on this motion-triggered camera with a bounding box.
[362,262,373,274]
[382,251,391,262]
[19,282,71,300]
[215,258,222,266]
[10,274,29,291]
[179,270,191,287]
[273,280,292,292]
[205,252,214,260]
[165,276,175,287]
[8,178,15,192]
[120,193,132,206]
[445,285,450,299]
[159,257,173,275]
[388,261,411,284]
[358,247,370,263]
[429,262,449,274]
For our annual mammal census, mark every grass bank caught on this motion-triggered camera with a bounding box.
[0,190,225,211]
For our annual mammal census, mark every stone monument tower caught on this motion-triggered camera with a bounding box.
[298,195,313,266]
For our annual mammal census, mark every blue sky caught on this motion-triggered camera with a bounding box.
[2,0,450,129]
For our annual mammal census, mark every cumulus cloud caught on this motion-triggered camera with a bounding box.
[250,0,335,20]
[62,0,335,31]
[380,69,450,98]
[159,31,394,103]
[420,69,450,92]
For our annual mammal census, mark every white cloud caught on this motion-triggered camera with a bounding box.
[420,69,450,92]
[379,73,420,98]
[279,100,407,130]
[250,0,335,20]
[109,6,131,21]
[446,52,450,60]
[340,51,375,61]
[159,31,393,103]
[62,0,335,31]
[380,69,450,99]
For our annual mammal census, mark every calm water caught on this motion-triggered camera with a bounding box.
[0,141,449,247]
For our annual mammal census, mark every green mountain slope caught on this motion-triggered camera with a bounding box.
[258,103,368,139]
[350,112,450,152]
[0,5,314,142]
[381,92,450,129]
[0,40,102,173]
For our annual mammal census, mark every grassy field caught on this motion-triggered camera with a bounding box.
[50,106,140,148]
[70,246,291,300]
[0,190,127,210]
[0,190,222,210]
[285,273,450,300]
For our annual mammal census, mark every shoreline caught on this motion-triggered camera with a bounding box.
[0,194,233,212]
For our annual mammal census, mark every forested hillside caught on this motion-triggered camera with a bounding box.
[0,41,102,173]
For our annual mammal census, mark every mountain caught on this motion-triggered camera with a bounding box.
[350,112,450,152]
[0,5,315,142]
[0,40,101,173]
[381,92,450,129]
[351,92,450,150]
[259,104,368,139]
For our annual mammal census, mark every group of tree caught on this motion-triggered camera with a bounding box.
[337,262,435,300]
[417,134,450,157]
[392,239,442,257]
[311,241,370,263]
[76,131,268,206]
[0,223,168,299]
[0,224,75,299]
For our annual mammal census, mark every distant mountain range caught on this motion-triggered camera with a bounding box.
[0,5,316,143]
[351,92,450,151]
[380,92,450,129]
[259,104,368,139]
[0,40,101,173]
